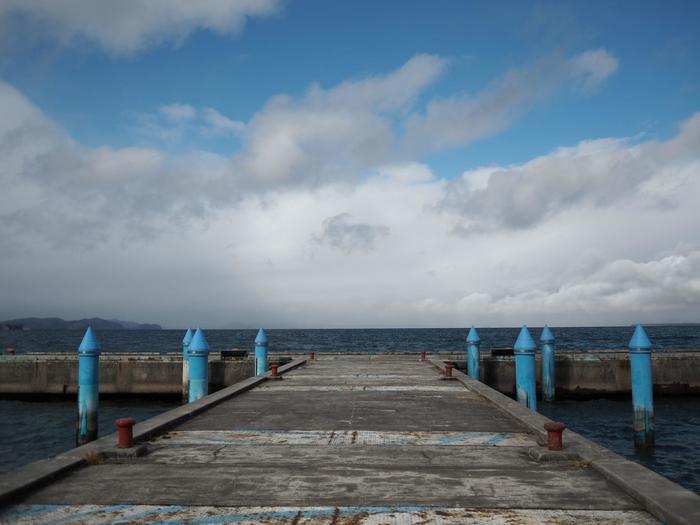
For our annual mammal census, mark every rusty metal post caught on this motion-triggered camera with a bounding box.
[544,422,566,450]
[270,363,282,380]
[115,417,136,449]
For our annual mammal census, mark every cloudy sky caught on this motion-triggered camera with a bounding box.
[0,1,699,329]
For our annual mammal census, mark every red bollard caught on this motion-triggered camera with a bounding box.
[544,421,566,451]
[270,363,283,380]
[420,351,426,362]
[115,417,136,449]
[309,352,315,360]
[444,363,453,378]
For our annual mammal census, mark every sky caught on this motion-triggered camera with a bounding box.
[0,0,699,329]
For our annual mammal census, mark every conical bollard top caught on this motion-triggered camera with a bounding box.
[514,325,536,352]
[540,324,555,343]
[628,324,652,350]
[78,325,101,354]
[188,327,209,353]
[466,325,480,343]
[255,327,268,345]
[182,327,193,345]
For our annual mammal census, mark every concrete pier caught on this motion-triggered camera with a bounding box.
[1,355,698,524]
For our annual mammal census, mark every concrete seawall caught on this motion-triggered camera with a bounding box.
[0,353,254,396]
[1,350,698,397]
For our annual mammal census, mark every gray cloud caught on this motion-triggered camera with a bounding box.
[440,113,700,235]
[0,0,280,55]
[313,214,390,254]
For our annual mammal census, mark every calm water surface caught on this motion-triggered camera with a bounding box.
[0,399,178,474]
[1,325,700,354]
[539,397,700,495]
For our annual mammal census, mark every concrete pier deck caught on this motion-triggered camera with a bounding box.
[1,355,699,524]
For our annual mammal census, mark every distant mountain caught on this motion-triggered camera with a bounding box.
[0,317,161,331]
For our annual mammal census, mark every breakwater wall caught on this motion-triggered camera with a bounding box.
[0,350,698,397]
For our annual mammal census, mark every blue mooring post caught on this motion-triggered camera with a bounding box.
[514,325,537,411]
[540,325,555,402]
[255,328,268,376]
[181,327,193,401]
[466,325,481,380]
[629,324,654,448]
[187,328,209,403]
[76,326,101,446]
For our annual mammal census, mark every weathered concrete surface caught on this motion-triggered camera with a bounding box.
[1,350,699,397]
[0,358,306,507]
[430,357,700,525]
[0,355,676,525]
[0,505,659,524]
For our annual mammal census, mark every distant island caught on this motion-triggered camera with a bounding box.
[0,317,162,331]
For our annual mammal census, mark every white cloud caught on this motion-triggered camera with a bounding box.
[3,55,696,328]
[202,107,246,134]
[0,0,280,54]
[440,113,700,234]
[402,50,619,154]
[235,54,448,185]
[568,48,619,93]
[159,104,196,122]
[136,104,245,144]
[235,50,618,186]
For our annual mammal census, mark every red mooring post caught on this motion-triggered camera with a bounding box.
[444,363,453,378]
[309,351,315,360]
[544,421,566,450]
[270,363,283,380]
[115,417,136,449]
[420,351,426,362]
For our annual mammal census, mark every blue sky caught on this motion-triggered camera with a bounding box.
[0,1,699,328]
[3,1,698,172]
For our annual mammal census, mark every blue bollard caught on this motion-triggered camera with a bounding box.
[76,326,101,446]
[628,324,654,447]
[188,327,209,402]
[540,325,555,402]
[514,325,537,411]
[181,327,193,401]
[255,328,268,376]
[466,325,481,380]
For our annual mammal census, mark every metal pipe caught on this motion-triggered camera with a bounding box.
[514,325,537,411]
[466,325,481,380]
[629,324,654,447]
[540,325,555,402]
[188,327,210,402]
[76,326,100,446]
